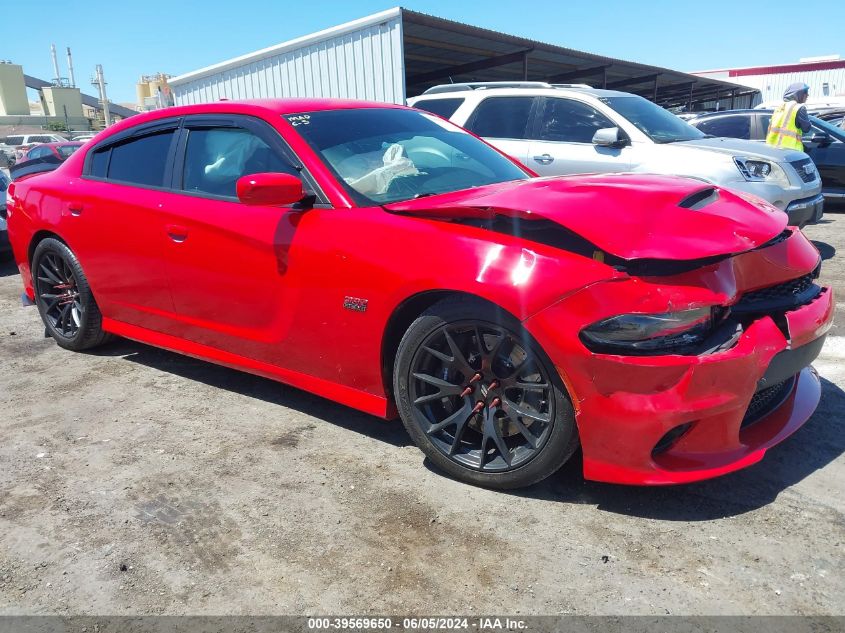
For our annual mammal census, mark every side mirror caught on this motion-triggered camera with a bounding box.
[805,132,832,146]
[236,172,305,206]
[592,127,627,148]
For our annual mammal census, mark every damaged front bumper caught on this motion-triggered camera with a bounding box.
[524,230,834,485]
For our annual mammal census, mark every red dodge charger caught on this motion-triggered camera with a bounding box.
[6,99,834,488]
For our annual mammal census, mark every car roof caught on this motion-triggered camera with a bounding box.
[94,98,408,138]
[414,85,633,99]
[37,142,83,148]
[689,109,770,119]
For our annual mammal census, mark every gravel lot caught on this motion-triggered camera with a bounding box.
[1,189,843,616]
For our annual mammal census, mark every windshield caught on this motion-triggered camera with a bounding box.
[286,108,529,205]
[811,116,845,142]
[600,96,707,143]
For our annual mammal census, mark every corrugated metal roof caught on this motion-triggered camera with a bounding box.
[170,7,757,110]
[170,8,403,87]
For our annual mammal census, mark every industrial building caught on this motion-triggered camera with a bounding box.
[170,8,757,111]
[693,56,845,109]
[0,47,137,134]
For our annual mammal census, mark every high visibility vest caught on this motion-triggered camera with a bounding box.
[766,101,803,151]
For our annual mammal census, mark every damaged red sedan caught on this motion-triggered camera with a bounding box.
[6,100,833,488]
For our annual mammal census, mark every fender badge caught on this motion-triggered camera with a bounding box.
[343,296,368,312]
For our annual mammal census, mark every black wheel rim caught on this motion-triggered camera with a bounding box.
[35,251,82,339]
[408,321,554,473]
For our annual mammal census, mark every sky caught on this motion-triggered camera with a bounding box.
[6,0,845,104]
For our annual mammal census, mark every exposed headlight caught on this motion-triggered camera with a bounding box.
[733,156,788,185]
[580,307,715,355]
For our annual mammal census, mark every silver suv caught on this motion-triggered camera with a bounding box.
[409,82,824,227]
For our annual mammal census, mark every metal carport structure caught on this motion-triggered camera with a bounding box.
[170,7,757,111]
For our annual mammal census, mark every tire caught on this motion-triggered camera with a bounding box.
[393,297,579,489]
[32,237,112,351]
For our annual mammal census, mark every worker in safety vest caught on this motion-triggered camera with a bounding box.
[766,82,812,151]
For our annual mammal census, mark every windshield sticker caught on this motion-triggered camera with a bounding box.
[285,114,311,127]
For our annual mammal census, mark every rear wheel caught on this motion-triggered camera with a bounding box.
[394,298,578,489]
[32,238,111,351]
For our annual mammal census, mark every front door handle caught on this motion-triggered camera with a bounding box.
[166,224,189,243]
[533,154,554,165]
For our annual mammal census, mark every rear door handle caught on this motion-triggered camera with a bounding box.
[68,203,83,216]
[166,224,189,243]
[533,154,554,165]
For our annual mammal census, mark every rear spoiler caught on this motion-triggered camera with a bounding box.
[10,155,62,180]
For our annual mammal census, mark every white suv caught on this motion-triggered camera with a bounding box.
[408,82,824,227]
[0,133,68,164]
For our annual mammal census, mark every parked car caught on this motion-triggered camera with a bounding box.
[10,142,85,181]
[70,133,97,143]
[19,141,84,164]
[408,82,824,227]
[0,170,10,258]
[7,99,833,488]
[1,133,68,164]
[687,110,845,203]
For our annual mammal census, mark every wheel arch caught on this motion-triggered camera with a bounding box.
[28,230,68,265]
[380,289,528,404]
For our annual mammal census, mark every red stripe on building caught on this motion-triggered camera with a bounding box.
[729,60,845,77]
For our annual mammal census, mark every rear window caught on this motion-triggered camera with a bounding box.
[5,136,23,146]
[465,97,535,140]
[57,145,80,159]
[411,98,465,119]
[103,130,175,187]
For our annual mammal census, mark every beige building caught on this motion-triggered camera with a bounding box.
[40,86,84,117]
[0,63,30,115]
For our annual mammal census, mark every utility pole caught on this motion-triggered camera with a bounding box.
[92,64,111,127]
[63,105,71,136]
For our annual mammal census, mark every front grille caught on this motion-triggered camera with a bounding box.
[733,264,821,314]
[790,158,818,183]
[742,272,814,303]
[741,376,796,429]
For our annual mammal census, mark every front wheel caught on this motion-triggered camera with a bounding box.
[32,238,111,351]
[393,298,578,489]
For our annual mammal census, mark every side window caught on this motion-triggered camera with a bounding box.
[465,97,535,139]
[107,130,175,187]
[759,114,772,139]
[29,147,49,158]
[695,115,751,140]
[412,98,465,119]
[181,126,297,199]
[31,136,52,144]
[534,98,617,143]
[89,147,110,178]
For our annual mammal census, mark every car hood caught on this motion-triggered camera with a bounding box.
[674,136,808,162]
[384,174,787,261]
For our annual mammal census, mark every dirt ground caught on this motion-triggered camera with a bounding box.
[1,193,843,616]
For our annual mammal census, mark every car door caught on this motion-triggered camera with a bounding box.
[65,120,180,331]
[463,96,537,166]
[526,96,633,176]
[803,122,845,195]
[157,115,321,358]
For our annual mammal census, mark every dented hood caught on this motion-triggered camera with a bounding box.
[384,174,788,261]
